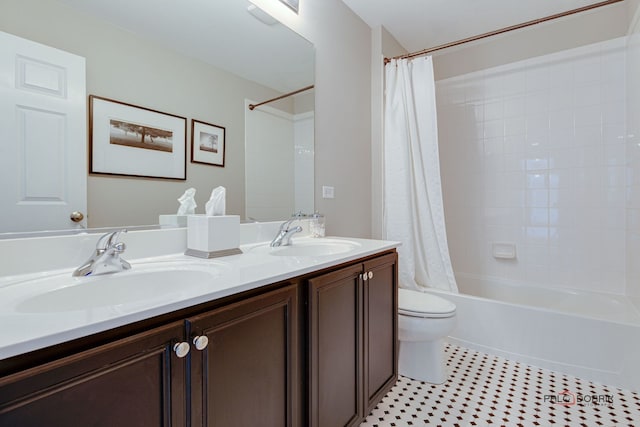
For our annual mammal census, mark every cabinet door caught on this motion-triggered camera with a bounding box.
[0,321,187,427]
[363,253,398,413]
[188,284,298,427]
[308,264,363,427]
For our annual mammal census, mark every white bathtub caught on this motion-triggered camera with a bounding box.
[427,274,640,392]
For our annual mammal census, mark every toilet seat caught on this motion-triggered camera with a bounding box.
[398,288,456,318]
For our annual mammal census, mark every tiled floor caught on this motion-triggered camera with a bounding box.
[361,344,640,427]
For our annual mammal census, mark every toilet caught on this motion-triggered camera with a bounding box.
[398,288,457,384]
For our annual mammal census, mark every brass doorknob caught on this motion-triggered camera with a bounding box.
[70,211,84,222]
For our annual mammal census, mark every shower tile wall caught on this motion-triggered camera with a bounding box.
[436,37,627,294]
[627,27,640,308]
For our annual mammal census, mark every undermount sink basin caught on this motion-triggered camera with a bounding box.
[248,238,361,257]
[15,265,224,313]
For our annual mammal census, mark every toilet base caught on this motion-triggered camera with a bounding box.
[398,339,448,384]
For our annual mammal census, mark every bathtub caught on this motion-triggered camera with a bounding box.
[427,273,640,392]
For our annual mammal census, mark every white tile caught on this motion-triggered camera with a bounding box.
[574,105,602,128]
[604,143,627,166]
[526,172,547,189]
[573,83,601,107]
[526,65,550,92]
[574,124,603,146]
[525,206,549,224]
[603,101,626,125]
[361,344,640,427]
[484,119,504,139]
[602,80,626,103]
[525,91,549,113]
[524,157,550,171]
[504,116,526,136]
[503,95,526,117]
[549,86,574,110]
[573,58,601,85]
[549,109,574,131]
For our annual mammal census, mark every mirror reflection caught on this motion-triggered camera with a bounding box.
[0,0,314,234]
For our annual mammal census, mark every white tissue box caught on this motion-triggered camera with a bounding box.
[159,214,188,227]
[186,215,241,258]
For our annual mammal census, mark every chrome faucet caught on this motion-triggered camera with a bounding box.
[270,212,305,247]
[73,229,131,277]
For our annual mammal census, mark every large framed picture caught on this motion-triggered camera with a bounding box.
[191,119,226,167]
[89,95,187,180]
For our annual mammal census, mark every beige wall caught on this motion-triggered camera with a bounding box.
[1,0,288,227]
[433,1,628,80]
[250,0,373,238]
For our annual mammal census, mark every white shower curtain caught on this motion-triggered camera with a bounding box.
[384,57,458,293]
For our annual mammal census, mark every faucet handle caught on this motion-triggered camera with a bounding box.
[112,241,126,254]
[95,229,127,251]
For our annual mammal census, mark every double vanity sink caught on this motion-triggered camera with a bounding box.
[11,238,360,314]
[0,235,376,359]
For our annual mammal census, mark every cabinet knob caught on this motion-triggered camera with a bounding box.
[173,342,190,358]
[368,271,374,279]
[362,273,368,281]
[193,335,209,351]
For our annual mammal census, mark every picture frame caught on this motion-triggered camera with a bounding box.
[279,0,299,13]
[191,119,226,167]
[89,95,187,180]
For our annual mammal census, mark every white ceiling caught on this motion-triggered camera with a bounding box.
[55,0,314,93]
[341,0,612,53]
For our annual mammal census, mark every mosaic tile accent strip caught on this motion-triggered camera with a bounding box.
[360,344,640,427]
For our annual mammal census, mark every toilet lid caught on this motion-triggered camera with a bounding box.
[398,288,456,318]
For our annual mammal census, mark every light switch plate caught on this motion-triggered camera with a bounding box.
[322,186,335,199]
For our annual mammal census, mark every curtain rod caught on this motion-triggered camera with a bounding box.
[384,0,623,64]
[248,85,315,110]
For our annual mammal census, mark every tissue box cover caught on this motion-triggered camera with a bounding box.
[187,215,240,252]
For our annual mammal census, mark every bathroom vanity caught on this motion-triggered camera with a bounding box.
[0,231,398,427]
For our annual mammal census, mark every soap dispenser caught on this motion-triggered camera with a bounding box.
[310,212,325,237]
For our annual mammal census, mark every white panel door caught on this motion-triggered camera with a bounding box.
[0,31,87,232]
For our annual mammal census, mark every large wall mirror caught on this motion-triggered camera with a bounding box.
[0,0,314,235]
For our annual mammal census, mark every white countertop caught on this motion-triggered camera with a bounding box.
[0,236,398,360]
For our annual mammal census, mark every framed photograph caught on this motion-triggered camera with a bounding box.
[89,95,187,180]
[191,119,226,167]
[279,0,299,13]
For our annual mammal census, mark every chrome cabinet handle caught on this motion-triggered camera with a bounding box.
[173,342,190,358]
[193,335,209,351]
[368,271,374,279]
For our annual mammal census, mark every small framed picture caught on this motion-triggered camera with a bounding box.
[191,119,226,167]
[89,95,187,180]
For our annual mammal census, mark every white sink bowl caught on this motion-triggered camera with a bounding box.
[248,238,361,257]
[15,264,226,313]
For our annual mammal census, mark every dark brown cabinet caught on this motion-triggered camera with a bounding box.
[188,284,298,427]
[308,252,398,427]
[0,321,187,427]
